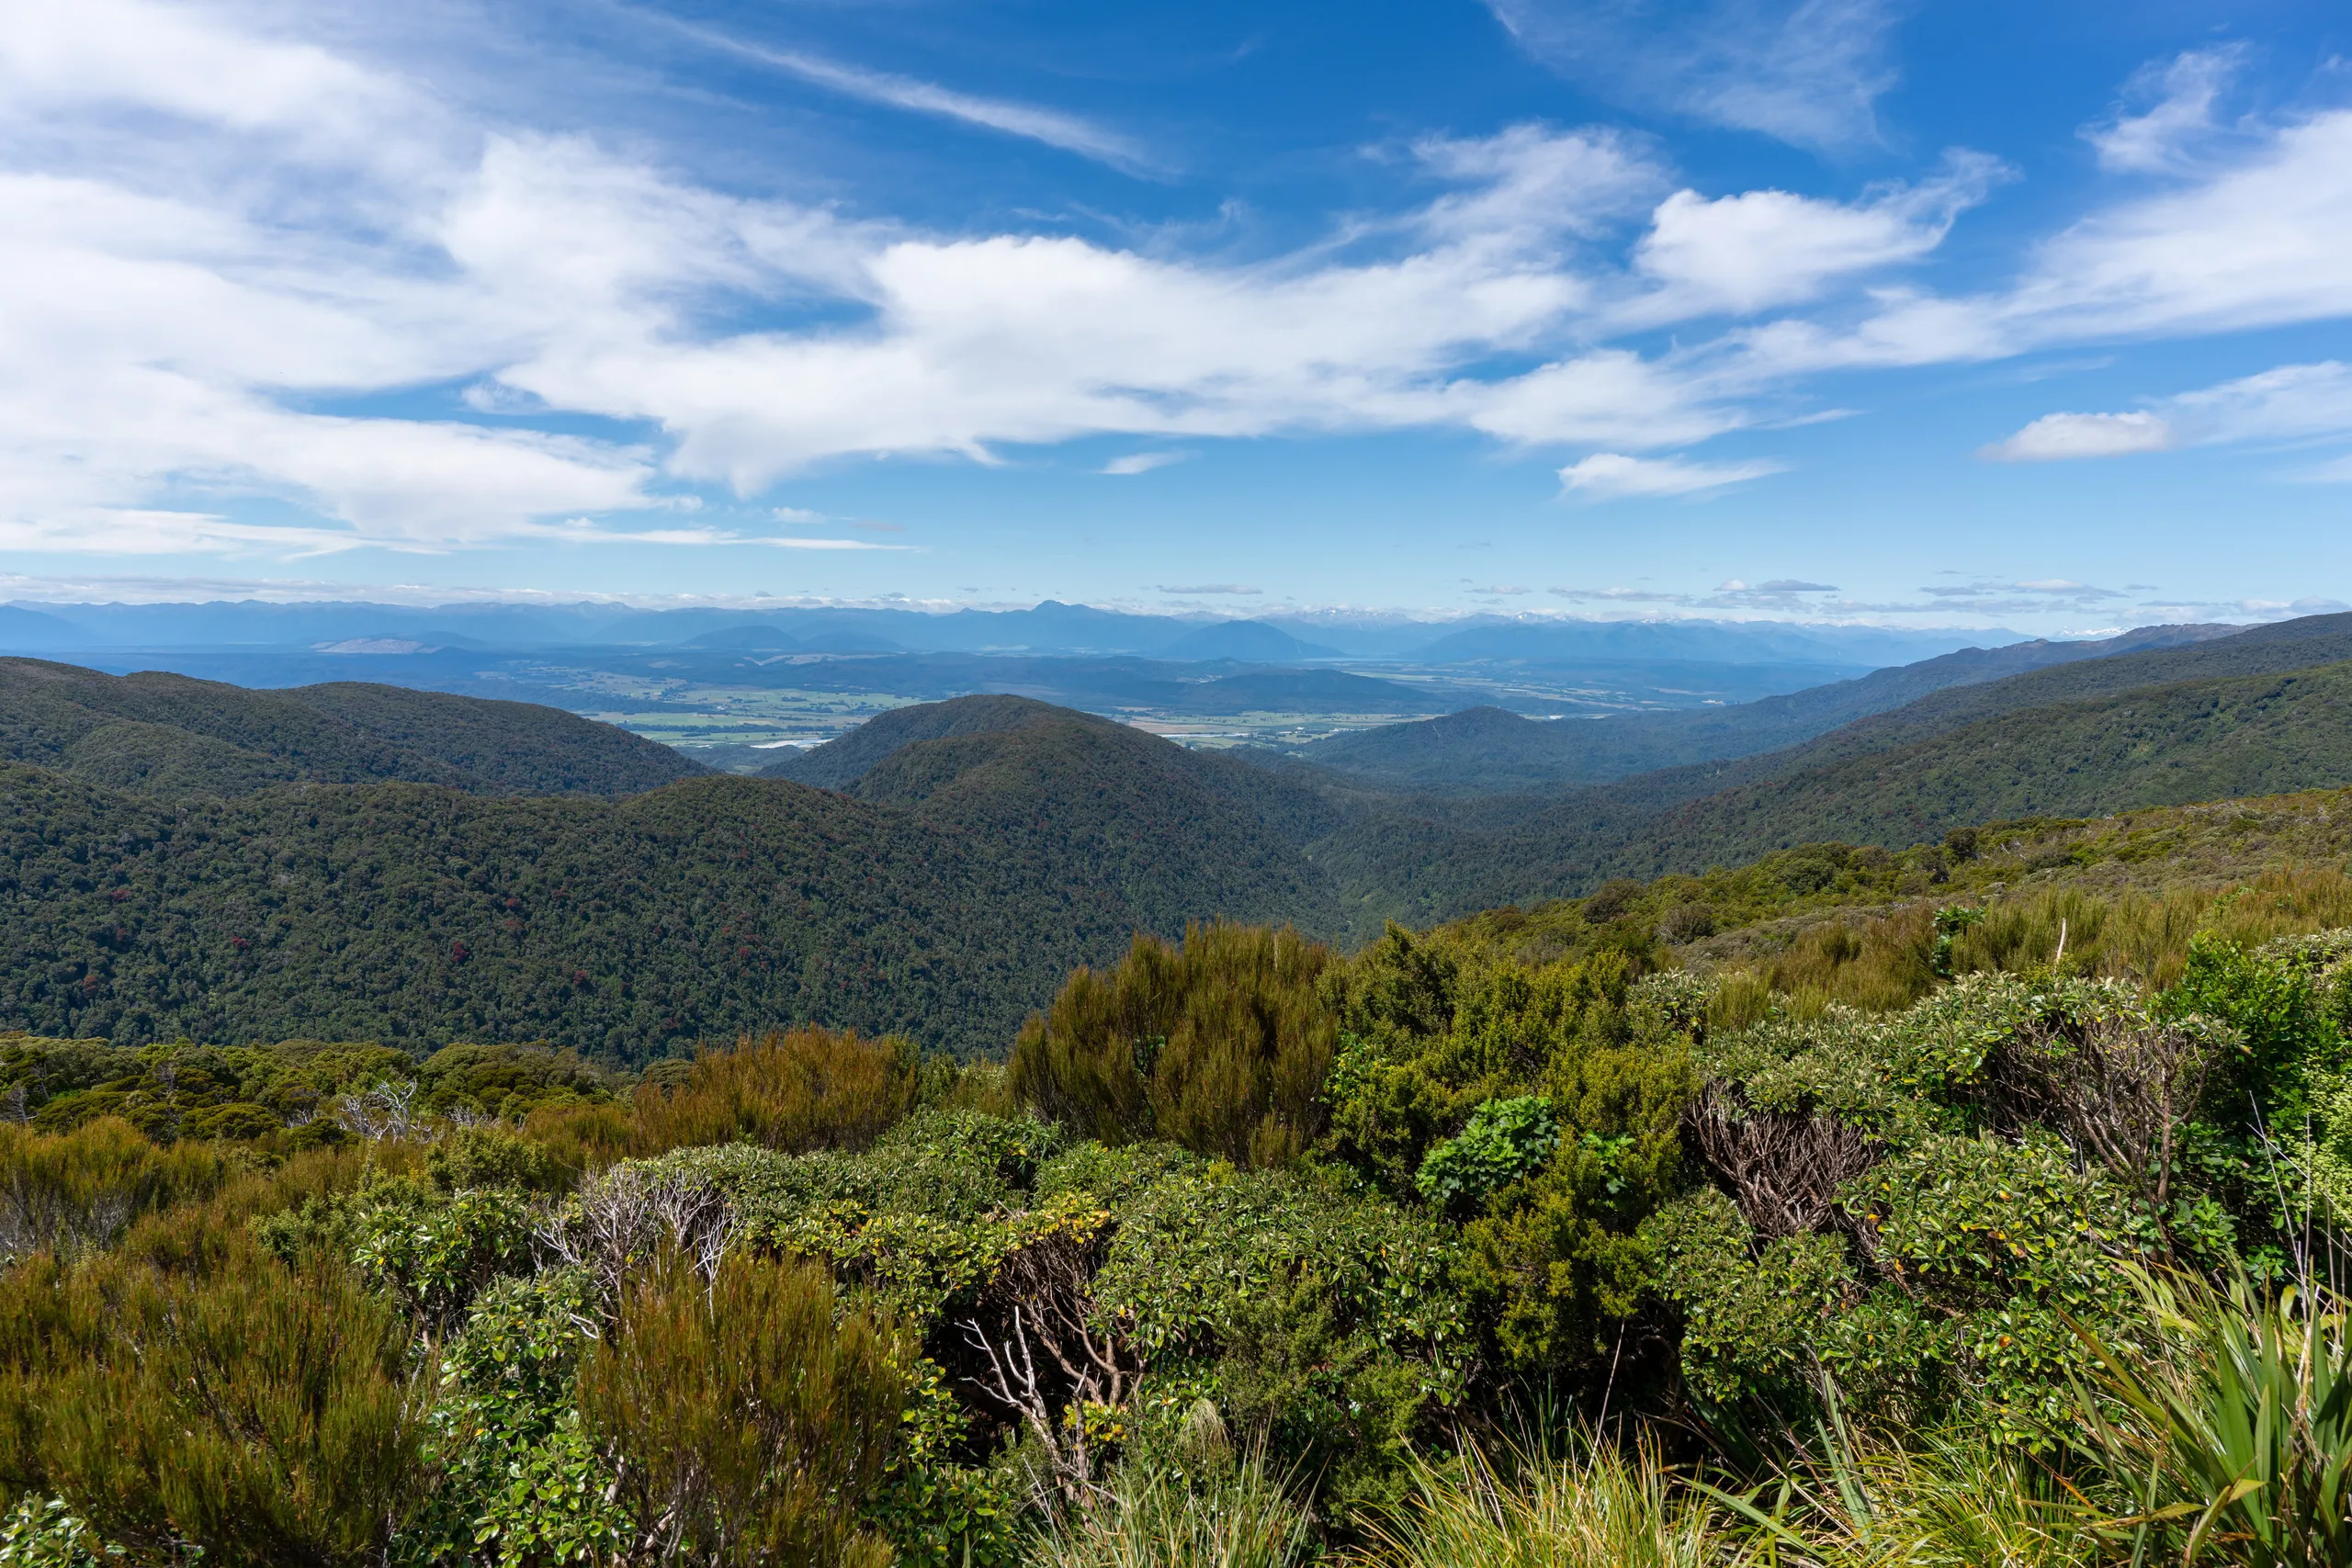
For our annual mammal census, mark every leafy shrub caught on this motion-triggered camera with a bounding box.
[399,1269,630,1568]
[0,1497,108,1568]
[1415,1095,1558,1212]
[425,1124,562,1195]
[414,1042,613,1122]
[352,1186,535,1331]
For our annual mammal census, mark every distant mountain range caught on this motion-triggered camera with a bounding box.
[0,596,1996,665]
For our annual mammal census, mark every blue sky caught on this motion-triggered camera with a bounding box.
[4,0,2350,631]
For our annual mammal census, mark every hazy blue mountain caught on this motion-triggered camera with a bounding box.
[1161,619,1342,661]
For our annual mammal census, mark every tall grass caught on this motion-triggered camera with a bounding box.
[1733,1419,2104,1568]
[1361,1432,1754,1568]
[1026,1455,1317,1568]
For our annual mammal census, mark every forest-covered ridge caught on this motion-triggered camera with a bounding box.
[0,658,705,798]
[17,623,2352,1062]
[1291,617,2252,794]
[0,700,1339,1061]
[1311,631,2352,933]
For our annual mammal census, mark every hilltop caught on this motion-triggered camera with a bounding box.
[0,697,1336,1061]
[0,659,702,797]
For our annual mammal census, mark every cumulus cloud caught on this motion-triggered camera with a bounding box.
[1629,152,2007,319]
[1484,0,1904,152]
[1979,411,2177,462]
[1984,361,2352,468]
[1557,452,1787,500]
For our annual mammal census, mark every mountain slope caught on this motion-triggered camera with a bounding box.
[0,660,701,797]
[0,699,1340,1059]
[1296,622,2240,793]
[1311,656,2352,931]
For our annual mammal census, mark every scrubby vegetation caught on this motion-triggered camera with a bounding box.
[7,833,2352,1563]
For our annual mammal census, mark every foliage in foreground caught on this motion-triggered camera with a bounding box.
[6,853,2352,1562]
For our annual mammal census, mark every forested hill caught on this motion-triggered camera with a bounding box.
[0,659,703,797]
[762,693,1061,788]
[0,700,1336,1060]
[1314,656,2352,928]
[1295,619,2242,793]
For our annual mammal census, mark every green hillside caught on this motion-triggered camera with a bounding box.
[1310,652,2352,931]
[0,660,702,797]
[1294,620,2242,793]
[0,703,1336,1061]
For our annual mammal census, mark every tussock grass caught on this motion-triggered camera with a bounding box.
[1360,1433,1754,1568]
[1028,1455,1317,1568]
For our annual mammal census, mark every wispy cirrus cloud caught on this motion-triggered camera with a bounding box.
[1482,0,1905,152]
[649,13,1155,174]
[1557,452,1786,500]
[2085,46,2245,174]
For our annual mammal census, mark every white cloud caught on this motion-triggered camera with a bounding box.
[1984,361,2352,468]
[1100,452,1189,476]
[1557,452,1786,500]
[1629,152,2005,319]
[1980,411,2176,462]
[2167,361,2352,444]
[2086,47,2244,174]
[1411,124,1664,249]
[1483,0,1903,152]
[8,4,2352,559]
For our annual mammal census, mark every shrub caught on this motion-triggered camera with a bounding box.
[0,1240,428,1565]
[578,1249,908,1566]
[424,1124,563,1195]
[0,1117,236,1266]
[414,1042,613,1121]
[629,1028,923,1158]
[1416,1096,1558,1213]
[1011,921,1341,1167]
